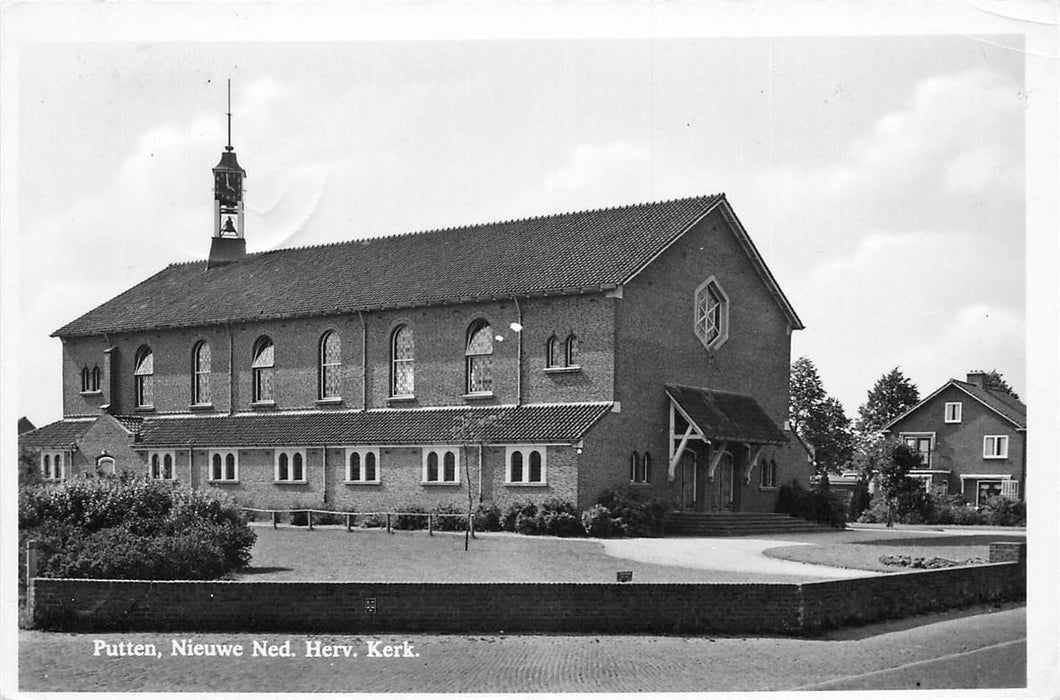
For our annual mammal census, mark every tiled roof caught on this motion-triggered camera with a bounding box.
[18,419,94,448]
[135,403,613,447]
[951,380,1026,429]
[666,385,787,445]
[53,194,801,337]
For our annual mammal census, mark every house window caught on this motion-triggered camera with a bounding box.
[507,446,546,484]
[391,325,414,397]
[976,480,1003,506]
[41,451,66,481]
[565,334,579,367]
[760,459,778,488]
[630,451,651,484]
[346,448,380,483]
[96,456,116,476]
[1000,479,1020,499]
[983,435,1009,459]
[209,450,239,482]
[133,345,154,408]
[192,341,211,405]
[423,447,460,484]
[465,320,493,395]
[275,449,306,483]
[944,402,962,423]
[318,331,341,400]
[694,277,729,350]
[91,366,101,392]
[148,451,176,480]
[80,367,94,393]
[251,337,275,403]
[545,335,559,368]
[902,434,933,468]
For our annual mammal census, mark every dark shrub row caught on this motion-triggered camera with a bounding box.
[774,480,847,528]
[857,492,1025,526]
[20,477,256,580]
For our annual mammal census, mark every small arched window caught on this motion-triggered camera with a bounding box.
[133,346,154,408]
[91,366,101,392]
[319,331,341,400]
[96,456,115,476]
[251,336,275,403]
[391,325,414,397]
[81,367,91,392]
[630,451,641,482]
[528,450,543,482]
[565,334,579,367]
[545,335,559,368]
[192,341,211,405]
[465,320,493,394]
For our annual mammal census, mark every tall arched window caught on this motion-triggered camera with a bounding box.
[391,325,414,397]
[81,367,91,392]
[319,331,341,400]
[545,335,559,368]
[192,341,211,405]
[251,336,275,403]
[91,366,101,392]
[134,346,154,408]
[465,320,493,394]
[564,334,579,367]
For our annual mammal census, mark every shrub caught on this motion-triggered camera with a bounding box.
[847,479,872,521]
[394,505,428,530]
[501,501,537,532]
[536,498,584,537]
[19,478,255,580]
[472,503,502,532]
[358,512,387,529]
[430,503,468,531]
[581,504,614,537]
[776,480,846,528]
[980,496,1026,526]
[584,488,671,537]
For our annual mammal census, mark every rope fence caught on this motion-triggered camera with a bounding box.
[236,506,475,536]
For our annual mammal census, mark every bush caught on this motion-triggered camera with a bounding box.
[582,488,671,537]
[19,478,255,580]
[980,496,1026,526]
[430,503,468,532]
[358,513,387,529]
[394,505,428,530]
[581,504,615,537]
[472,503,502,532]
[775,480,846,528]
[847,479,872,521]
[500,501,537,532]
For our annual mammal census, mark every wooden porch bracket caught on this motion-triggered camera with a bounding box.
[667,425,694,482]
[706,441,728,479]
[744,443,765,483]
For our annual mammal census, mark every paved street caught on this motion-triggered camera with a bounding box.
[18,603,1025,693]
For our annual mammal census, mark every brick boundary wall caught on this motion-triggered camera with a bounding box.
[30,562,1023,635]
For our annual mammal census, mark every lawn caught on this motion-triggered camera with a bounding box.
[761,528,1025,573]
[234,524,821,584]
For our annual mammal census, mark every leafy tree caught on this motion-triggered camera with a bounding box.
[855,367,920,435]
[18,445,42,487]
[981,369,1020,400]
[788,358,854,474]
[853,438,922,527]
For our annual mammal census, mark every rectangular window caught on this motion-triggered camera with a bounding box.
[345,447,381,484]
[208,450,239,482]
[902,434,933,468]
[1001,479,1020,499]
[506,446,548,484]
[976,480,1002,506]
[983,435,1009,459]
[422,447,460,484]
[759,460,777,488]
[944,402,962,423]
[147,451,177,480]
[274,449,307,483]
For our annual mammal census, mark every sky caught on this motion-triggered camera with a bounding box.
[1,3,1052,429]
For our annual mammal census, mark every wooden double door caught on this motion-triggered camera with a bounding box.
[679,446,740,512]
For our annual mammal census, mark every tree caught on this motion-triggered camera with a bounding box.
[788,358,854,475]
[853,438,922,527]
[981,369,1020,400]
[855,367,920,435]
[452,411,507,551]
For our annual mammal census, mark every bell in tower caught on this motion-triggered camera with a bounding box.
[208,80,248,269]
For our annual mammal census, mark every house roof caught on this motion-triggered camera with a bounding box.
[132,403,613,448]
[53,194,802,337]
[665,385,787,445]
[882,379,1027,431]
[17,417,36,435]
[18,418,95,448]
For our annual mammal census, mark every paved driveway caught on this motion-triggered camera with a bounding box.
[601,537,879,579]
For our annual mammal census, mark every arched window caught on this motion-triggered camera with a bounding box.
[150,453,161,479]
[443,451,456,482]
[528,450,543,482]
[96,456,114,476]
[225,453,237,480]
[91,366,101,392]
[630,451,641,482]
[465,320,493,394]
[292,452,304,481]
[511,450,523,482]
[345,448,381,484]
[278,453,289,481]
[565,334,579,367]
[506,446,547,484]
[192,341,211,405]
[319,331,341,400]
[349,452,361,481]
[545,335,559,368]
[365,452,377,481]
[643,452,652,483]
[43,454,51,480]
[426,451,439,482]
[163,453,173,480]
[81,367,91,392]
[694,277,729,350]
[134,346,154,408]
[391,325,414,397]
[211,453,223,481]
[631,451,651,483]
[251,337,275,403]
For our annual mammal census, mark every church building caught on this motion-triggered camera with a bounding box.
[21,112,812,514]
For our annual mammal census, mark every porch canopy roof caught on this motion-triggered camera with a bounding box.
[666,385,788,446]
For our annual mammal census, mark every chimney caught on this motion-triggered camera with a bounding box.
[966,371,987,388]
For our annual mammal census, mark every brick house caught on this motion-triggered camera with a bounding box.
[20,131,812,514]
[882,372,1026,506]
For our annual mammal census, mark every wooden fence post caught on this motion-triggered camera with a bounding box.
[272,511,279,529]
[386,513,392,534]
[307,510,314,530]
[345,513,351,532]
[428,513,434,536]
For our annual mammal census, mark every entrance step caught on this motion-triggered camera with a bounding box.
[665,511,836,537]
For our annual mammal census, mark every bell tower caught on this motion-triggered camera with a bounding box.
[208,80,247,268]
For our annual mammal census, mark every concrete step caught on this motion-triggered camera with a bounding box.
[664,511,836,536]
